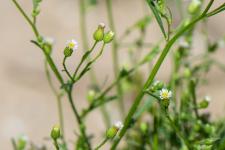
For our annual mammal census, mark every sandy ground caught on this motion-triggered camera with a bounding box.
[0,0,225,149]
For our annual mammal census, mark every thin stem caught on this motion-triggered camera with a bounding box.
[11,0,39,37]
[66,86,91,150]
[164,112,190,148]
[73,41,98,79]
[31,40,64,85]
[94,138,108,150]
[44,61,65,140]
[106,0,125,117]
[53,139,60,150]
[110,4,212,149]
[63,57,74,81]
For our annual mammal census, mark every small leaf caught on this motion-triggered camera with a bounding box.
[146,0,167,39]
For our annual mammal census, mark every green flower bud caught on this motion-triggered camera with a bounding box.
[150,80,164,92]
[106,121,123,139]
[183,67,191,78]
[103,31,115,44]
[93,23,105,42]
[140,123,148,133]
[188,0,201,14]
[64,47,73,57]
[51,125,61,140]
[87,90,96,103]
[106,126,118,139]
[17,135,28,150]
[204,124,214,134]
[198,96,210,109]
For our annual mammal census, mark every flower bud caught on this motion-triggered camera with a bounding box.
[51,125,61,140]
[183,67,191,78]
[64,39,78,57]
[103,31,115,44]
[93,23,105,42]
[140,123,148,133]
[17,135,28,150]
[106,121,123,139]
[64,47,73,57]
[188,0,201,14]
[150,80,164,92]
[198,96,211,109]
[106,126,118,139]
[86,90,96,103]
[43,37,54,54]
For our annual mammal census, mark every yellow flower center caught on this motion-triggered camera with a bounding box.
[68,42,75,49]
[162,92,169,99]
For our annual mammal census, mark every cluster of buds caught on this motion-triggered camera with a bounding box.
[93,23,115,44]
[63,23,114,57]
[106,121,124,139]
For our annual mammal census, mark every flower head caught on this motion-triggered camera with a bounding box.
[114,121,124,130]
[106,121,123,139]
[159,88,172,100]
[66,39,78,51]
[204,96,211,102]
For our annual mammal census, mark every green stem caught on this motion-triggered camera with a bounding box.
[73,41,98,79]
[63,57,74,81]
[164,112,190,148]
[44,61,65,140]
[106,0,125,117]
[94,138,108,150]
[53,139,60,150]
[110,5,212,149]
[66,86,91,150]
[11,0,39,38]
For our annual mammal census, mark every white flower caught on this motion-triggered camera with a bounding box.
[159,88,172,100]
[204,96,211,102]
[114,121,124,130]
[66,39,78,51]
[44,37,54,45]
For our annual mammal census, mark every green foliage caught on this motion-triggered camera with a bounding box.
[10,0,225,150]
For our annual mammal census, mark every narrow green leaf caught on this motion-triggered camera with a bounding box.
[146,0,167,39]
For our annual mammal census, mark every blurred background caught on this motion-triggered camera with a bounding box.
[0,0,225,149]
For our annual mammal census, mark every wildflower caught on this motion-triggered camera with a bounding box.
[103,31,115,44]
[51,125,61,140]
[93,23,105,42]
[66,39,78,51]
[159,88,172,100]
[64,39,78,57]
[106,121,123,139]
